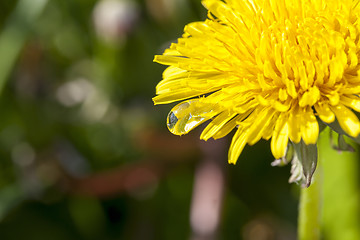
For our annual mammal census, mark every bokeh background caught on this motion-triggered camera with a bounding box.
[0,0,358,239]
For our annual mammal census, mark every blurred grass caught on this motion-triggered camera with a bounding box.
[0,0,48,93]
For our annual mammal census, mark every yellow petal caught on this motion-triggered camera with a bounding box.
[273,100,291,112]
[153,90,206,105]
[228,127,249,164]
[299,86,320,107]
[301,108,319,145]
[288,106,302,143]
[340,95,360,112]
[330,104,360,138]
[212,115,241,140]
[262,115,278,140]
[162,66,187,80]
[314,102,335,123]
[271,115,289,159]
[247,107,276,145]
[200,111,236,140]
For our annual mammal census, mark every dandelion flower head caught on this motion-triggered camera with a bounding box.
[153,0,360,175]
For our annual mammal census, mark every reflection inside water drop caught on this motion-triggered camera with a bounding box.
[166,100,215,135]
[167,111,178,130]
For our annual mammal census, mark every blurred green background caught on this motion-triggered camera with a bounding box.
[0,0,357,239]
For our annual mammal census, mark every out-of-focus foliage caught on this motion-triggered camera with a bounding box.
[0,0,342,239]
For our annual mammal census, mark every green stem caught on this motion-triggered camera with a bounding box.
[321,132,360,240]
[298,127,360,240]
[298,153,322,240]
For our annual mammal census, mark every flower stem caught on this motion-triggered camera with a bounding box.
[298,128,360,240]
[321,132,360,240]
[298,136,323,240]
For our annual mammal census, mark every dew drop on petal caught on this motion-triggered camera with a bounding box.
[166,100,214,135]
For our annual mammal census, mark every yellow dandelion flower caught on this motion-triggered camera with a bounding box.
[153,0,360,185]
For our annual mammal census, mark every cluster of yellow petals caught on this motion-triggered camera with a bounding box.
[154,0,360,163]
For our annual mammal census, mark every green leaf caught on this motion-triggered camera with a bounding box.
[292,141,318,188]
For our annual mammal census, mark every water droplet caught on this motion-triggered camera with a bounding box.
[167,111,178,130]
[166,100,215,135]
